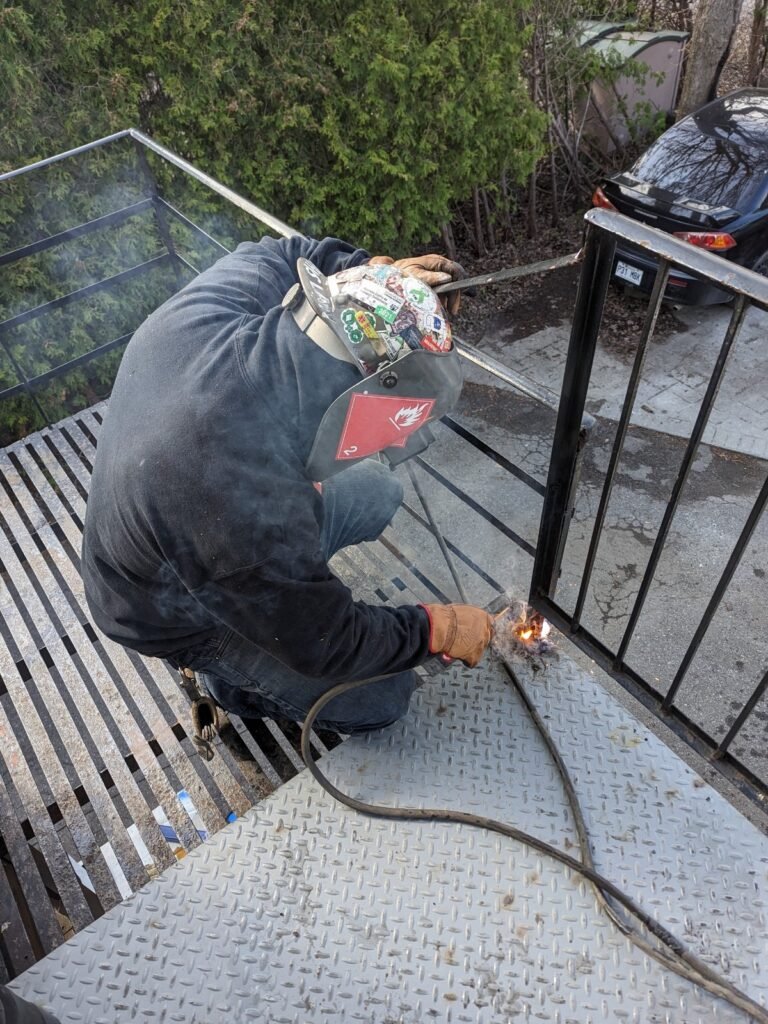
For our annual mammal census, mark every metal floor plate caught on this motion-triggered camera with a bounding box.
[11,649,768,1023]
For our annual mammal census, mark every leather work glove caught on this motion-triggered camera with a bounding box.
[368,254,466,315]
[421,603,494,667]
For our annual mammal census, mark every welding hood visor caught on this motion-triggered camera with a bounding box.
[287,258,463,481]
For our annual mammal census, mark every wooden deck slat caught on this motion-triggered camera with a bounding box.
[20,428,258,818]
[0,771,59,969]
[6,439,254,834]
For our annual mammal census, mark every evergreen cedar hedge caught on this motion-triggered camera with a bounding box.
[0,1,545,440]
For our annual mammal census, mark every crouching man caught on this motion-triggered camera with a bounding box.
[81,235,493,734]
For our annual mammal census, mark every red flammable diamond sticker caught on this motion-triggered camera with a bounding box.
[335,393,436,461]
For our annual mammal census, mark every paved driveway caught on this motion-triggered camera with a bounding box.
[479,298,768,461]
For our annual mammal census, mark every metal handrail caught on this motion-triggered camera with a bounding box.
[0,130,572,459]
[0,128,299,241]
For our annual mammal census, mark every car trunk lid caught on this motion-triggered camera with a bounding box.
[604,173,741,232]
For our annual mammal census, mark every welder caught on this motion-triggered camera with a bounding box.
[81,235,494,734]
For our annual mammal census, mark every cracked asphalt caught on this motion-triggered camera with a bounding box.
[435,292,768,815]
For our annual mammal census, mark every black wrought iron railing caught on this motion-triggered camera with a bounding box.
[531,208,768,812]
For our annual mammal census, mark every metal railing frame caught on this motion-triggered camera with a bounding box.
[0,131,575,520]
[0,130,298,427]
[531,207,768,811]
[0,130,574,437]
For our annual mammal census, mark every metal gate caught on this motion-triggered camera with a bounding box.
[531,208,768,813]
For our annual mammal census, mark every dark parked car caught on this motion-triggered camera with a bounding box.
[593,88,768,304]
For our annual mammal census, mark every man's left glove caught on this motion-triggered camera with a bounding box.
[368,254,466,315]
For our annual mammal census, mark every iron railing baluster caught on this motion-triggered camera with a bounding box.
[571,261,670,630]
[531,223,615,599]
[156,198,230,256]
[663,471,768,709]
[614,295,749,666]
[133,141,186,290]
[713,668,768,759]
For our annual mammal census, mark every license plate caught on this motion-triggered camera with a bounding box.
[615,260,643,286]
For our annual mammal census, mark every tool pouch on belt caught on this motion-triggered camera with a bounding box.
[177,667,220,761]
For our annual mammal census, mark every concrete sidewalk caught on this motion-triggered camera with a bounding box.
[479,297,768,462]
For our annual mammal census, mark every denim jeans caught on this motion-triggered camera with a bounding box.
[180,459,417,733]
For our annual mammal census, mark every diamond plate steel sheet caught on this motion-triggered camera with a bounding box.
[11,650,768,1023]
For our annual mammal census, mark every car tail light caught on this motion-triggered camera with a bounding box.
[673,231,737,251]
[592,186,617,211]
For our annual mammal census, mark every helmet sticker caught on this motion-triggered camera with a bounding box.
[335,393,436,461]
[340,308,364,344]
[297,257,453,382]
[356,281,403,318]
[374,303,397,324]
[394,323,424,352]
[383,335,409,361]
[354,309,379,340]
[403,277,437,312]
[417,313,451,351]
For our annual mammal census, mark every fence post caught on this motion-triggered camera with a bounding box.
[530,222,615,600]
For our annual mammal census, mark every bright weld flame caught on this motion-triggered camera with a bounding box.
[514,611,551,646]
[494,601,554,656]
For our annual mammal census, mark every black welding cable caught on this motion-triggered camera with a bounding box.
[300,675,768,1023]
[492,650,743,997]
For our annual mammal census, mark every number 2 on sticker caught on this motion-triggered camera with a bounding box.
[343,445,358,457]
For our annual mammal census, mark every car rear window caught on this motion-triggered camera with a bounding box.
[630,118,766,209]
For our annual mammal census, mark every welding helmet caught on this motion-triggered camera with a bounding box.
[282,259,463,480]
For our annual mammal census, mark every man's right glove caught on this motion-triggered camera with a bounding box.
[421,604,494,667]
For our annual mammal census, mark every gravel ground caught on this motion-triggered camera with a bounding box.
[452,211,688,354]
